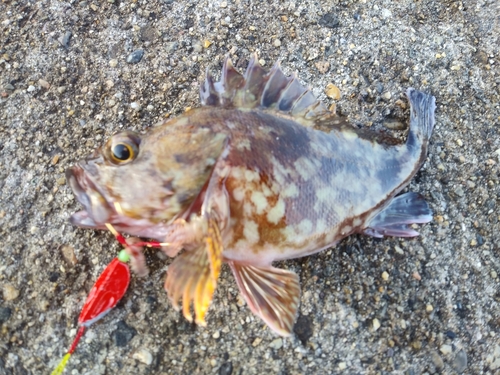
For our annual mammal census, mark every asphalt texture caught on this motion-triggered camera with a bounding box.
[1,0,499,374]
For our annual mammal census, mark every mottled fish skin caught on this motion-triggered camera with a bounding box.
[66,55,435,336]
[157,106,418,266]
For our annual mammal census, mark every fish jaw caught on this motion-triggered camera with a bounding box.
[66,164,113,229]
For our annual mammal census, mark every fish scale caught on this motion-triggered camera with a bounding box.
[67,54,435,336]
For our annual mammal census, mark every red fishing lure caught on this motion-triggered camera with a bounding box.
[51,224,168,374]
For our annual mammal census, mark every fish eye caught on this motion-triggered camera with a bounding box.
[112,143,133,162]
[106,132,141,165]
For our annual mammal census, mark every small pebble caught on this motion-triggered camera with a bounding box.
[51,155,60,165]
[130,102,141,111]
[325,83,341,100]
[212,331,220,339]
[274,39,281,47]
[395,99,407,109]
[382,91,392,100]
[165,42,178,53]
[2,284,20,301]
[113,321,137,347]
[315,60,330,74]
[318,12,340,28]
[491,270,497,279]
[453,349,467,372]
[61,245,77,266]
[109,59,118,67]
[57,86,67,94]
[338,362,347,370]
[381,271,389,281]
[269,338,283,349]
[38,79,50,89]
[252,337,262,347]
[372,318,381,331]
[446,330,457,339]
[384,119,405,130]
[381,9,392,18]
[220,1,227,8]
[59,31,72,49]
[27,85,36,92]
[440,344,452,355]
[132,348,153,365]
[426,304,434,312]
[127,49,145,64]
[0,307,12,323]
[219,362,233,375]
[431,351,444,369]
[394,245,404,255]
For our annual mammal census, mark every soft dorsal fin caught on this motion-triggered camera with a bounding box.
[200,54,335,123]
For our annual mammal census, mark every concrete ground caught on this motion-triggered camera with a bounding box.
[0,0,499,374]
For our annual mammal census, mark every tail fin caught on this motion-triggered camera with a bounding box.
[406,88,436,150]
[363,192,433,238]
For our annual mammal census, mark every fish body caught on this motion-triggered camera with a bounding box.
[67,56,436,336]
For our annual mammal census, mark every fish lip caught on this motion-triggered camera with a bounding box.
[66,165,113,228]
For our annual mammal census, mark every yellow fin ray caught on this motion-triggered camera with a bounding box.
[164,218,223,326]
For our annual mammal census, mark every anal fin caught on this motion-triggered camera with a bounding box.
[364,192,432,238]
[229,262,300,337]
[164,218,223,326]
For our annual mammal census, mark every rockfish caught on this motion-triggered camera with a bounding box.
[66,55,435,336]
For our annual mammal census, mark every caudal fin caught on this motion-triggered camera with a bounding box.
[364,192,433,238]
[406,88,436,150]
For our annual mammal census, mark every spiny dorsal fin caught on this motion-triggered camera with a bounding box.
[200,54,335,123]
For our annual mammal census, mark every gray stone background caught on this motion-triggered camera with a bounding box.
[1,0,499,374]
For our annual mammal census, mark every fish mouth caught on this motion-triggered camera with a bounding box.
[66,165,113,228]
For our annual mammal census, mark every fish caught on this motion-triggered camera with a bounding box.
[66,55,436,336]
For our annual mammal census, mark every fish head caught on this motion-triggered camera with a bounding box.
[66,119,227,233]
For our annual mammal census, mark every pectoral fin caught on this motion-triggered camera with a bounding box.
[164,218,223,326]
[229,262,300,336]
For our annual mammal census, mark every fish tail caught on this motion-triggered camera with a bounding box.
[406,88,436,151]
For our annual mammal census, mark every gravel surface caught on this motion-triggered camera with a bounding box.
[1,0,499,374]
